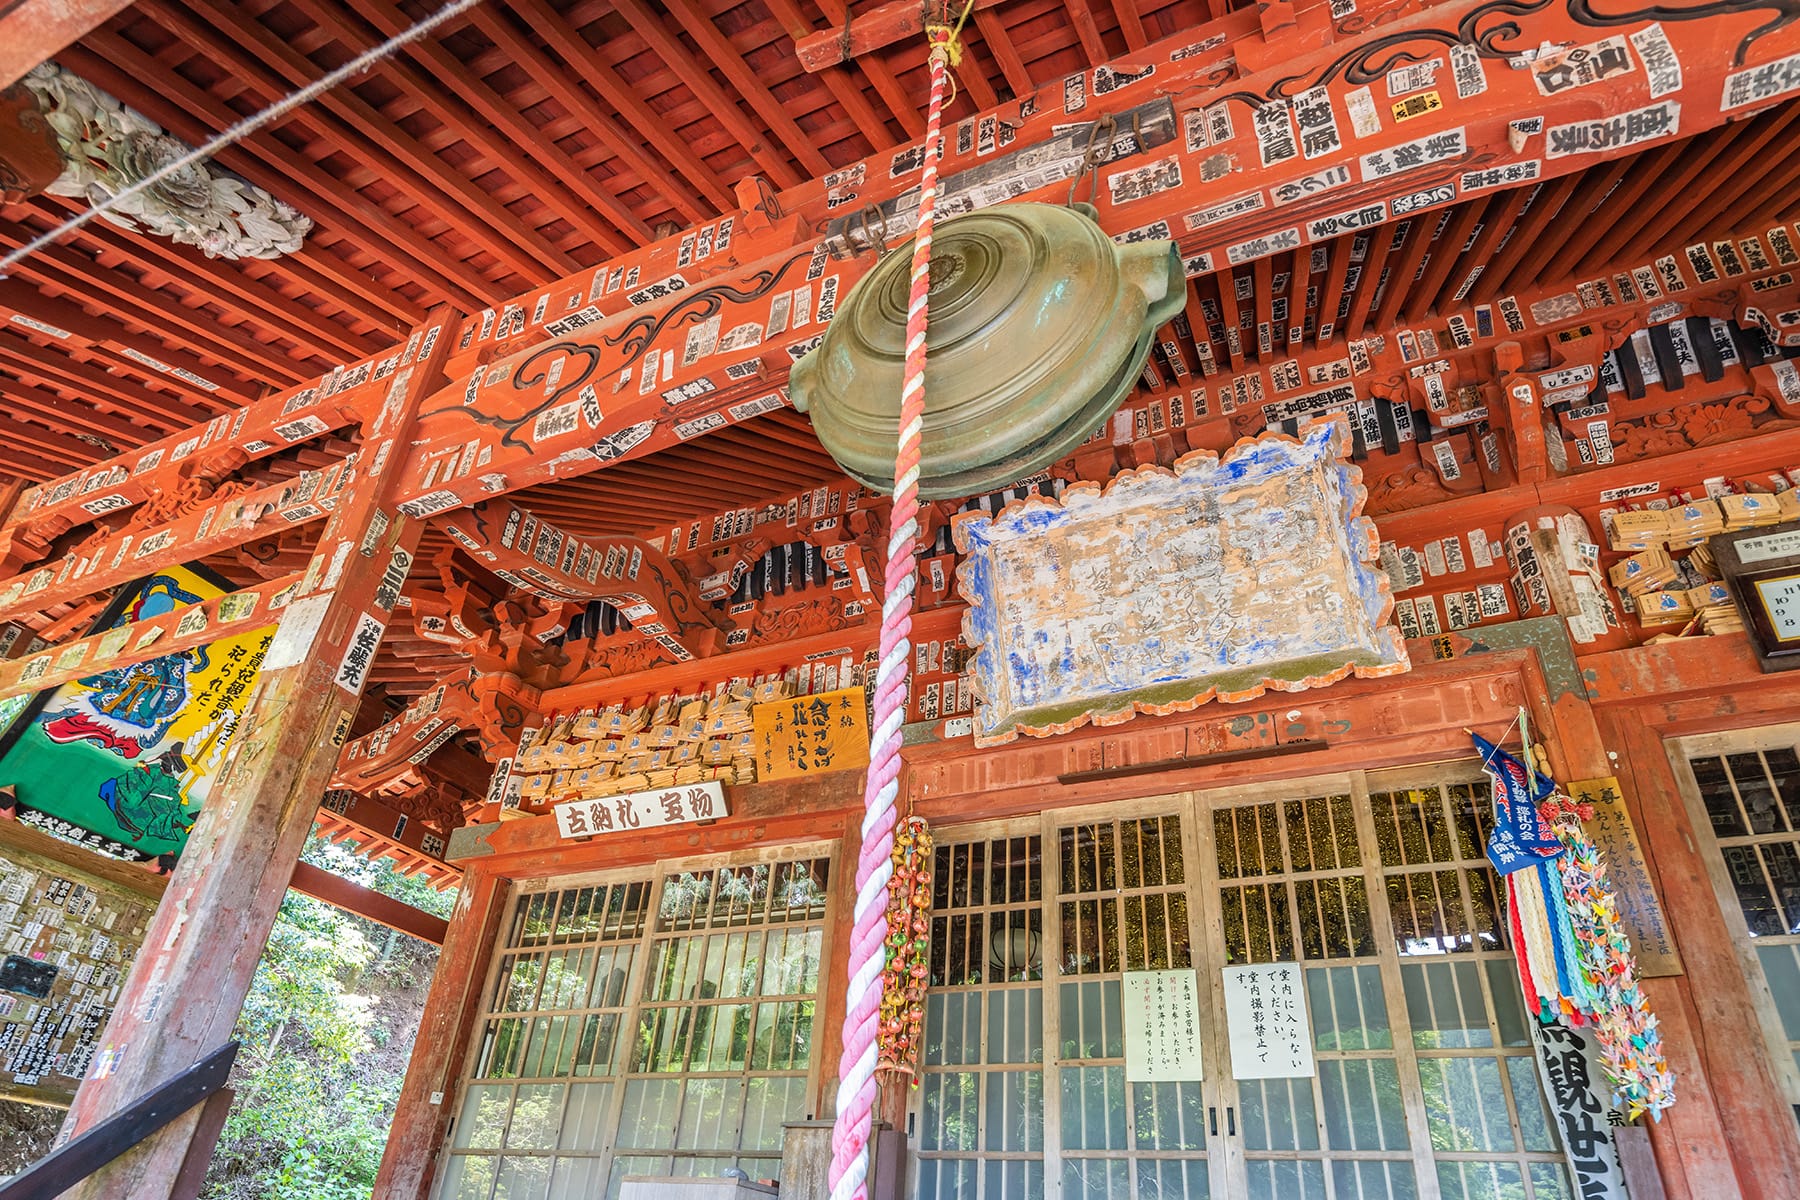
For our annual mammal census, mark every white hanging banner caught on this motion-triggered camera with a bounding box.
[1121,969,1205,1082]
[1223,963,1315,1079]
[1531,1019,1630,1200]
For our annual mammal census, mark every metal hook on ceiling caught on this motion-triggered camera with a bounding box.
[853,203,891,258]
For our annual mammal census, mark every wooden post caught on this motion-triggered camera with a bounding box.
[56,309,458,1200]
[1599,710,1800,1200]
[373,866,509,1199]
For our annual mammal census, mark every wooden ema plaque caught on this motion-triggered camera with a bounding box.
[1569,777,1683,978]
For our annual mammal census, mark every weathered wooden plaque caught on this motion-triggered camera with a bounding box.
[953,420,1409,747]
[1568,776,1683,977]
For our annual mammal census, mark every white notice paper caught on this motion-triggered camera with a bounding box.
[1122,969,1205,1081]
[1223,964,1315,1079]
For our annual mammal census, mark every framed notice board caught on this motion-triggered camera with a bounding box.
[1713,520,1800,672]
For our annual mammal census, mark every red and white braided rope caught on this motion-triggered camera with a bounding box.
[827,29,953,1200]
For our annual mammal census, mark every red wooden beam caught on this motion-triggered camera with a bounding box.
[1282,247,1308,351]
[1312,236,1351,345]
[1371,215,1433,333]
[11,0,1800,621]
[474,0,730,221]
[0,0,133,88]
[1342,225,1393,341]
[1616,110,1800,268]
[955,38,1005,110]
[973,9,1034,96]
[1490,159,1635,302]
[1110,0,1150,51]
[1403,201,1484,325]
[761,0,897,147]
[658,0,841,182]
[1429,190,1525,315]
[371,871,507,1198]
[31,199,376,370]
[58,311,458,1200]
[793,0,1008,70]
[810,0,924,134]
[352,0,651,250]
[0,274,258,403]
[0,335,197,432]
[1065,0,1114,63]
[1594,116,1793,270]
[0,376,151,449]
[283,0,639,258]
[0,217,310,387]
[289,860,449,945]
[1560,140,1694,278]
[156,0,577,284]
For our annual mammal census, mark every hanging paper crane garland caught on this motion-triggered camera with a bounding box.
[1475,723,1675,1122]
[1540,789,1677,1121]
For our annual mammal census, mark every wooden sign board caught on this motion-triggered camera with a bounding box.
[1568,777,1682,977]
[1711,520,1800,672]
[751,687,870,781]
[953,421,1409,746]
[552,780,726,840]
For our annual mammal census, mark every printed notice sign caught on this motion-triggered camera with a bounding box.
[1122,969,1205,1081]
[552,780,726,839]
[1736,528,1800,565]
[1223,963,1314,1079]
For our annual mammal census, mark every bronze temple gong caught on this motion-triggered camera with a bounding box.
[789,202,1185,499]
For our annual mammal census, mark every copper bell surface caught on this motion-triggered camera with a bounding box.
[789,202,1185,499]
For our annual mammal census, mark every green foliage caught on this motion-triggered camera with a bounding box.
[202,836,457,1200]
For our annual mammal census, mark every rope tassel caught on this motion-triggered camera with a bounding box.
[827,24,955,1200]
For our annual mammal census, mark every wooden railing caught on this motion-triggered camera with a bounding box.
[0,1041,238,1200]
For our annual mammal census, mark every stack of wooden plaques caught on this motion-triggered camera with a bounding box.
[1606,489,1800,636]
[513,678,789,807]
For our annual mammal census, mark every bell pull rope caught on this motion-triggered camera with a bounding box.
[827,7,968,1198]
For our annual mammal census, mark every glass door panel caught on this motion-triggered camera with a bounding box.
[910,767,1583,1200]
[1200,788,1417,1200]
[1366,775,1573,1200]
[436,852,832,1200]
[916,831,1048,1199]
[1055,812,1220,1200]
[440,880,652,1200]
[616,856,830,1190]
